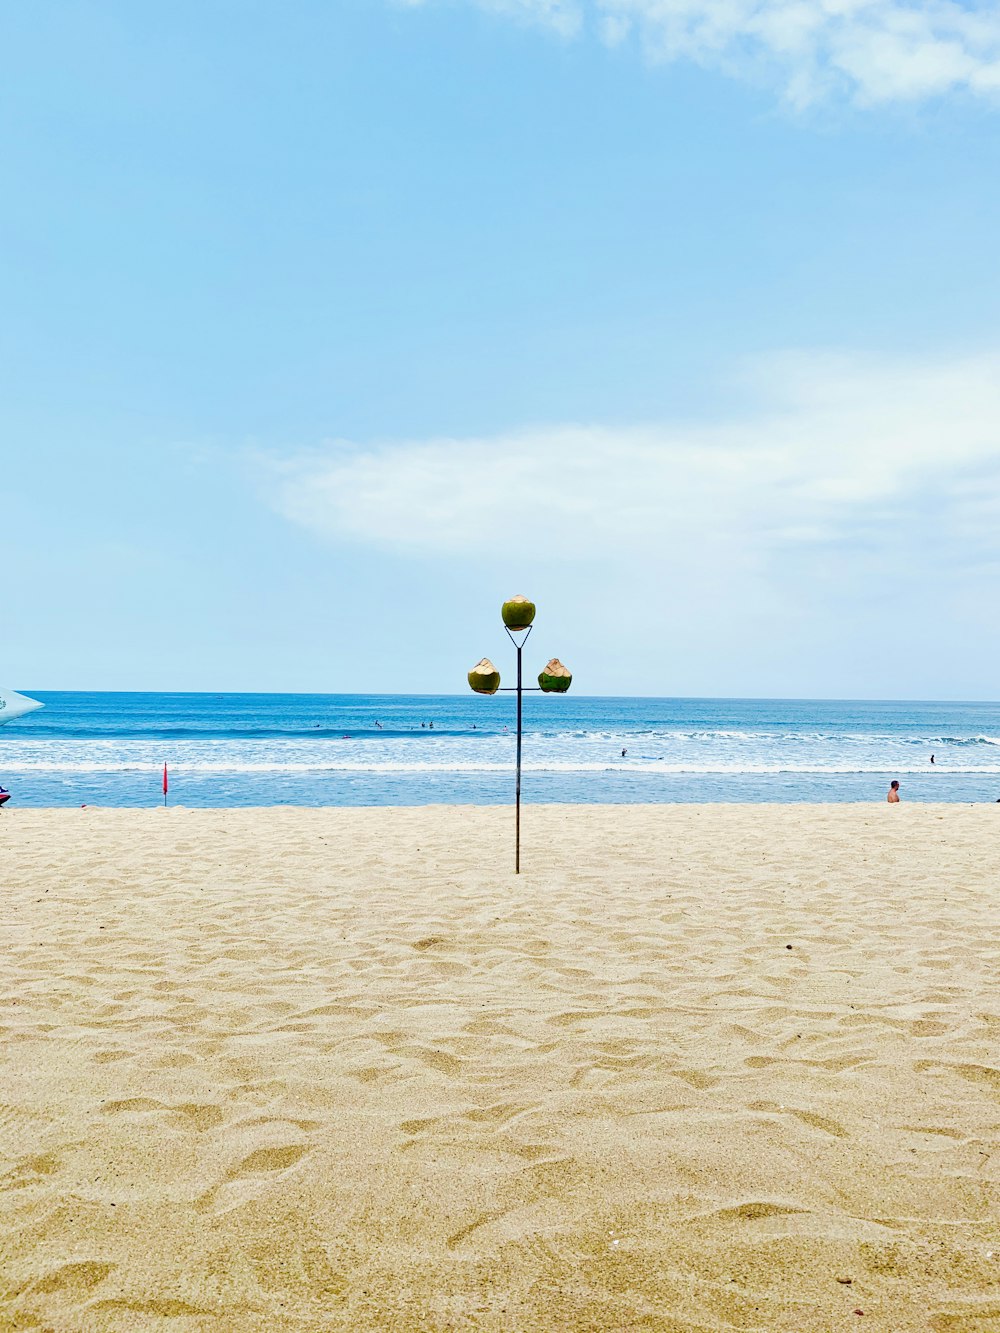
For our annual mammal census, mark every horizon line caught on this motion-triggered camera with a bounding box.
[13,690,1000,706]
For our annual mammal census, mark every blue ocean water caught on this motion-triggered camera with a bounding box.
[2,693,1000,807]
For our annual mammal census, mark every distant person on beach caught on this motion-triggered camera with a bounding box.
[887,781,900,803]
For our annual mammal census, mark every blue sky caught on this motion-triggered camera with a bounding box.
[4,0,1000,697]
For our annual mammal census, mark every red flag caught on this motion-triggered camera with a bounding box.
[163,763,168,805]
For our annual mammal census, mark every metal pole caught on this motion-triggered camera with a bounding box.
[500,623,533,874]
[515,637,522,874]
[469,608,569,874]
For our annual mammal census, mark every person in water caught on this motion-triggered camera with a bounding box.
[930,754,935,764]
[887,780,900,803]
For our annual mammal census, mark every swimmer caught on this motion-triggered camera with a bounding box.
[887,780,900,803]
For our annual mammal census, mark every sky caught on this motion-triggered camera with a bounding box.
[3,0,1000,697]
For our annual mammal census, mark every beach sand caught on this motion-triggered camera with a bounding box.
[1,804,998,1332]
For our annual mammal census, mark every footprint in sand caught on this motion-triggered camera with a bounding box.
[101,1098,165,1115]
[170,1103,226,1131]
[225,1145,308,1176]
[4,1152,62,1189]
[900,1124,967,1141]
[672,1069,719,1090]
[101,1098,226,1131]
[197,1141,311,1214]
[908,1019,951,1037]
[749,1101,847,1137]
[400,1117,439,1136]
[955,1063,1000,1094]
[463,1102,530,1128]
[32,1261,114,1295]
[415,1047,465,1077]
[708,1200,810,1222]
[914,1060,1000,1095]
[92,1297,213,1320]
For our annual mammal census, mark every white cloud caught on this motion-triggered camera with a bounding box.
[404,0,1000,105]
[266,349,1000,588]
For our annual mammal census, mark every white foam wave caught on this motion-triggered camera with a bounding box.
[6,760,1000,776]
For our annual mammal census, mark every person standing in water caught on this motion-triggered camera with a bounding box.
[887,780,900,803]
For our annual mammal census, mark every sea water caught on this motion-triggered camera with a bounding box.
[3,693,1000,807]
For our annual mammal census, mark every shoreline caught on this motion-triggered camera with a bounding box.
[2,796,998,810]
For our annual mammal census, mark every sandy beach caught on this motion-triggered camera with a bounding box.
[1,804,998,1332]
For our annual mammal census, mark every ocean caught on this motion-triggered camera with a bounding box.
[2,692,1000,807]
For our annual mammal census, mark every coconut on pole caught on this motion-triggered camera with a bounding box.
[501,595,535,632]
[538,659,572,692]
[468,658,501,694]
[465,597,572,873]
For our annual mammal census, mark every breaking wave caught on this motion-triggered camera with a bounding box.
[7,759,1000,776]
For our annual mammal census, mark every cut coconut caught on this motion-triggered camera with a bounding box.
[468,658,501,694]
[501,595,536,631]
[538,658,572,692]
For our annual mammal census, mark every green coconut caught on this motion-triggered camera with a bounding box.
[501,594,536,631]
[538,658,572,693]
[468,658,501,694]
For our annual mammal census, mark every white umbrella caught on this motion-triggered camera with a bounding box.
[0,688,43,726]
